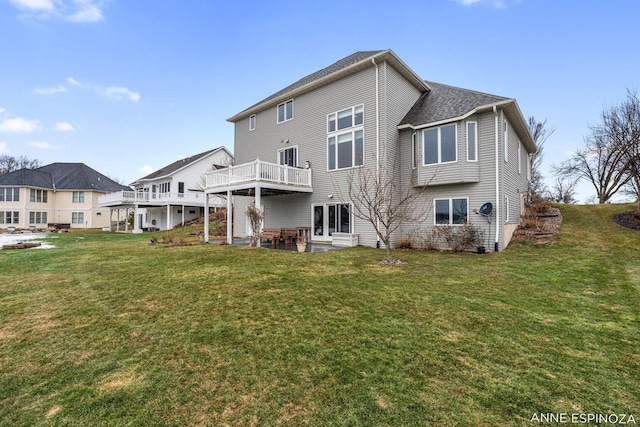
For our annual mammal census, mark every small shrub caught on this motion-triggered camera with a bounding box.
[436,224,484,252]
[395,236,415,250]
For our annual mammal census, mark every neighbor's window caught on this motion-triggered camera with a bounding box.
[72,191,85,203]
[72,212,84,224]
[424,124,457,165]
[435,198,468,225]
[178,182,185,197]
[0,211,19,224]
[467,122,477,162]
[249,114,256,131]
[30,189,48,203]
[0,187,20,202]
[29,211,47,224]
[277,99,294,123]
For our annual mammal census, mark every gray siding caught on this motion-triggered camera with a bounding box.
[232,61,422,247]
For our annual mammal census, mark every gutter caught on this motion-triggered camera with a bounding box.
[372,57,381,246]
[493,105,500,252]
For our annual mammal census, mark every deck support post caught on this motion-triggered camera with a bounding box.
[204,194,210,243]
[226,190,232,245]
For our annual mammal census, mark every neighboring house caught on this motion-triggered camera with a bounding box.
[0,163,131,230]
[202,50,536,251]
[99,147,232,232]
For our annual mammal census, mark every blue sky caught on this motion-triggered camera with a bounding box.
[1,0,638,202]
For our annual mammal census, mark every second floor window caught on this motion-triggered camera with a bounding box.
[72,191,85,203]
[0,187,20,202]
[159,182,170,194]
[249,114,256,131]
[424,124,457,165]
[277,99,294,123]
[328,130,364,170]
[328,105,363,132]
[30,189,48,203]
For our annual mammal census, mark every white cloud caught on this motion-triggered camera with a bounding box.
[34,85,68,95]
[28,141,63,150]
[67,77,84,87]
[9,0,54,11]
[54,121,74,131]
[66,0,103,23]
[453,0,520,7]
[139,165,154,174]
[106,86,141,103]
[0,117,41,133]
[9,0,105,23]
[0,142,9,153]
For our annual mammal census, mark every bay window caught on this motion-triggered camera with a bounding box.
[424,124,457,165]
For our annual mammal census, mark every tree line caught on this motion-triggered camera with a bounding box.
[530,89,640,209]
[0,155,41,175]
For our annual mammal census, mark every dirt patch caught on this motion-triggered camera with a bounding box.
[612,210,640,231]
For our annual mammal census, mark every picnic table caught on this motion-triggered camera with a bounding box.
[260,227,311,246]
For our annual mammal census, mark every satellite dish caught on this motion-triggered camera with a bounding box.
[478,202,493,217]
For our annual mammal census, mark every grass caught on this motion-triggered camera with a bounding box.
[1,204,639,426]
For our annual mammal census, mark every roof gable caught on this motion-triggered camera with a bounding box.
[228,50,429,122]
[132,147,231,183]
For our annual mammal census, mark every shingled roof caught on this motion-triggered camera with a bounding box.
[0,163,131,192]
[132,147,230,184]
[228,50,429,122]
[399,81,510,127]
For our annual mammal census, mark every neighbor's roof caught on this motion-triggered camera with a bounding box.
[227,50,430,122]
[0,163,132,192]
[131,147,232,184]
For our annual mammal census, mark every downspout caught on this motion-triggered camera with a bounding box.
[372,57,381,247]
[493,106,500,252]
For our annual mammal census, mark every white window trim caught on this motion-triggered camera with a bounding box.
[434,197,469,226]
[277,145,299,167]
[423,124,458,166]
[412,132,418,169]
[518,141,522,174]
[466,121,478,162]
[249,114,256,131]
[503,120,509,163]
[277,99,294,124]
[327,104,364,133]
[327,129,364,171]
[505,196,510,223]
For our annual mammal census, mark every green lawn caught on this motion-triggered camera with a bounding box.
[1,204,638,426]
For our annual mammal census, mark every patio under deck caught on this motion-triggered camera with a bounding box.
[201,159,313,244]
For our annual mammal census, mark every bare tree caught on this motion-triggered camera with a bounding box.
[246,202,264,247]
[548,176,578,204]
[341,160,429,264]
[0,155,41,175]
[527,116,555,201]
[600,89,640,209]
[554,125,630,204]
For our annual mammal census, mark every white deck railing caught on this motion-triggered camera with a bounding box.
[98,191,209,206]
[203,159,312,190]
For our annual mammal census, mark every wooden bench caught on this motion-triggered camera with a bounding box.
[281,228,298,244]
[260,228,282,246]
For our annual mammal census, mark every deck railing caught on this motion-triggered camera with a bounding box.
[98,191,208,206]
[203,159,312,190]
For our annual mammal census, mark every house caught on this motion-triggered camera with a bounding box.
[202,50,536,251]
[0,163,131,230]
[99,147,233,232]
